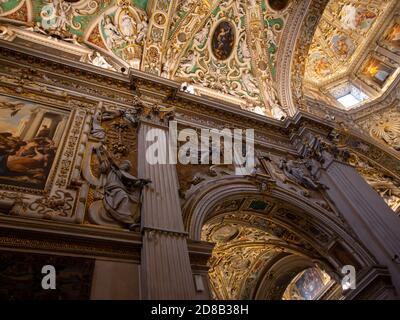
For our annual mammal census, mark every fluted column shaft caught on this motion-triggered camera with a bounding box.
[319,160,400,291]
[138,120,195,299]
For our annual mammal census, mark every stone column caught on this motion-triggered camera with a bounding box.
[21,108,45,140]
[138,115,195,299]
[318,159,400,291]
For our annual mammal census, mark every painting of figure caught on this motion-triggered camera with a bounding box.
[309,52,332,77]
[212,21,235,60]
[0,95,68,190]
[362,57,394,87]
[332,34,355,60]
[293,268,327,300]
[384,23,400,50]
[340,5,376,32]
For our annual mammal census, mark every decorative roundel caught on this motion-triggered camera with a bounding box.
[211,225,239,242]
[268,0,290,11]
[211,21,235,61]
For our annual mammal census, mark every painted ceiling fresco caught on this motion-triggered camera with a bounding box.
[0,0,399,114]
[304,0,400,106]
[306,0,390,83]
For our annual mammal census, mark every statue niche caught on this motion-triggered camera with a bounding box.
[88,145,150,229]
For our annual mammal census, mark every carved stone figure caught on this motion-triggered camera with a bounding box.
[103,15,124,49]
[265,21,277,48]
[136,16,148,44]
[193,23,210,48]
[123,107,142,126]
[242,70,260,94]
[89,145,150,228]
[279,159,321,190]
[179,51,197,74]
[87,52,115,71]
[90,110,106,140]
[271,102,287,120]
[120,11,136,38]
[40,0,74,36]
[239,38,251,60]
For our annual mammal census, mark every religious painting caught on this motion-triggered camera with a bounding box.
[340,5,376,32]
[331,34,355,60]
[287,268,330,300]
[309,52,332,77]
[0,251,94,300]
[361,57,394,87]
[211,21,235,60]
[384,22,400,51]
[0,95,69,190]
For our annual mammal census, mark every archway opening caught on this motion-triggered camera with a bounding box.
[200,209,339,300]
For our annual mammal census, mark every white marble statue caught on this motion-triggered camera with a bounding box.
[103,15,123,49]
[120,12,136,38]
[239,38,251,60]
[193,23,210,48]
[242,70,260,94]
[90,110,106,139]
[90,52,115,71]
[136,17,148,44]
[265,21,277,48]
[180,51,197,74]
[271,102,287,120]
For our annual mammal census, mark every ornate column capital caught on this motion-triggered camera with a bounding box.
[139,102,175,127]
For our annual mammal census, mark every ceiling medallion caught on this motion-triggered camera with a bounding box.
[211,225,239,242]
[211,20,235,61]
[268,0,290,11]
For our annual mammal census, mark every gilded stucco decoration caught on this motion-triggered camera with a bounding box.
[202,220,284,299]
[357,107,400,152]
[201,204,337,300]
[171,0,290,118]
[303,0,400,110]
[0,0,292,119]
[0,0,149,70]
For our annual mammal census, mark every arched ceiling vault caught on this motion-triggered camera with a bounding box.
[0,0,399,118]
[303,0,400,110]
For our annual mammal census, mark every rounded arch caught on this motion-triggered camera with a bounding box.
[254,253,318,300]
[183,177,379,299]
[183,177,376,270]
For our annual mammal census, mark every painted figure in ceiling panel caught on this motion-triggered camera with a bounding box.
[305,0,393,85]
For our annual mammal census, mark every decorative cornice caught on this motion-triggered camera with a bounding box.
[0,215,142,261]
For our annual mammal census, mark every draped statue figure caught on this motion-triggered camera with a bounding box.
[89,145,150,229]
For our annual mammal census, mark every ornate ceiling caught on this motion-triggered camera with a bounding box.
[0,0,292,119]
[0,0,399,116]
[201,214,305,300]
[304,0,400,109]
